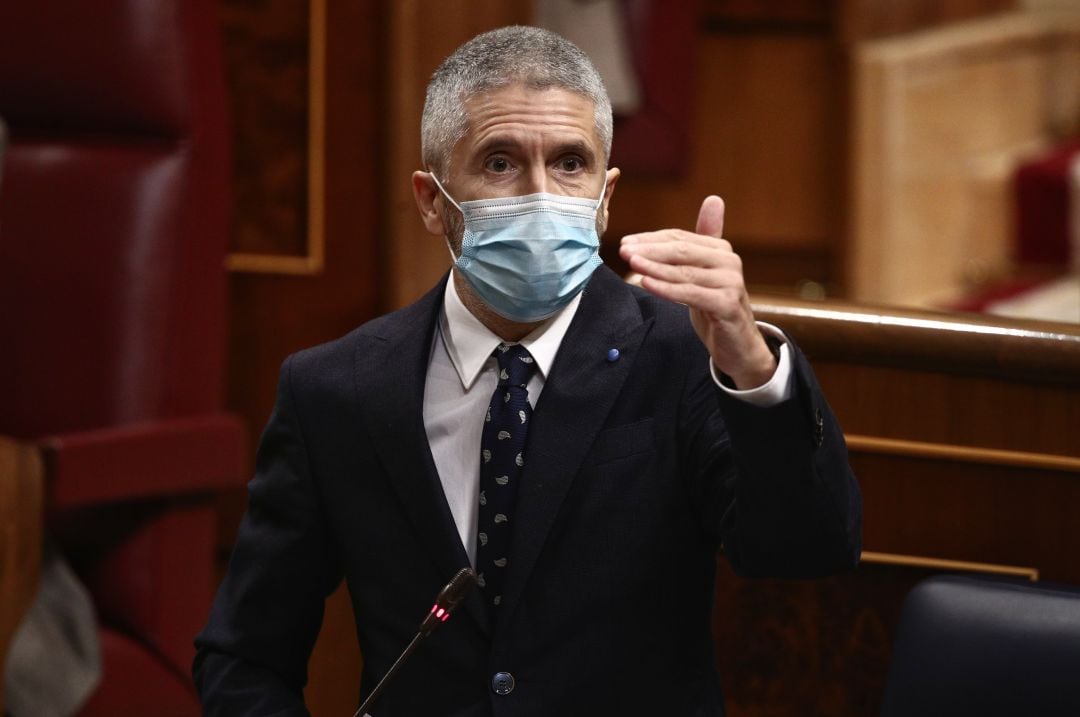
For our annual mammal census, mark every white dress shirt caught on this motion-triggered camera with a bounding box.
[423,275,794,565]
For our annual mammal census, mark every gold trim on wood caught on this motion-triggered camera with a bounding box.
[861,550,1039,581]
[226,0,326,276]
[846,434,1080,473]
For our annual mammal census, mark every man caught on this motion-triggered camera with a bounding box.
[195,26,861,716]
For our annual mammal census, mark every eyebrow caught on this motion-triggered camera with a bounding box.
[551,140,597,163]
[474,136,598,164]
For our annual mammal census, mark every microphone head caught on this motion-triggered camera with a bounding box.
[419,567,477,636]
[437,567,477,612]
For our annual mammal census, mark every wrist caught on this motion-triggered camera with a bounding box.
[719,333,780,390]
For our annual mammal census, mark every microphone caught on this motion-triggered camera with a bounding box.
[418,566,477,637]
[352,567,477,717]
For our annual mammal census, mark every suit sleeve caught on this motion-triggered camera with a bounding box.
[683,335,862,578]
[193,355,343,716]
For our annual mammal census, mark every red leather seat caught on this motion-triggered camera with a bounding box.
[0,1,242,713]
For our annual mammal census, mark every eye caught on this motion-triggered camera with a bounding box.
[485,156,512,173]
[557,156,584,172]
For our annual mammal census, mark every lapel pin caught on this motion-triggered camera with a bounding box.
[606,348,620,362]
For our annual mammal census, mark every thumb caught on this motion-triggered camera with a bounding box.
[695,195,725,239]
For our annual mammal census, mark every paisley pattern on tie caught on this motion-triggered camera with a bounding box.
[476,342,536,616]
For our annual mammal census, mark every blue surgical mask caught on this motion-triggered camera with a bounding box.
[430,172,607,323]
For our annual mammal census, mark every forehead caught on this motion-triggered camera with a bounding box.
[456,84,601,156]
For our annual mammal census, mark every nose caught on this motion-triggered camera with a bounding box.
[522,165,549,195]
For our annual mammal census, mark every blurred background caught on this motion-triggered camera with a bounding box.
[1,1,1078,715]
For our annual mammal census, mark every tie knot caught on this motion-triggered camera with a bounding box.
[495,343,536,388]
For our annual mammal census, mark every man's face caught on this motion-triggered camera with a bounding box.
[435,84,614,252]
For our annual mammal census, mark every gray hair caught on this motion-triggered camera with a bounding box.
[421,25,613,178]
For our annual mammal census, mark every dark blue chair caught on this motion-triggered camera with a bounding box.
[881,574,1080,716]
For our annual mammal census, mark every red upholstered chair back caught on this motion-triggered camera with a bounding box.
[0,1,231,440]
[0,3,238,712]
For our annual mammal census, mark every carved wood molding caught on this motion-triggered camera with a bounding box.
[225,0,326,275]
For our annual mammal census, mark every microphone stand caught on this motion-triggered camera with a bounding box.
[352,567,477,717]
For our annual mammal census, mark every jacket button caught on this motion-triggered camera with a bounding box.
[491,671,515,695]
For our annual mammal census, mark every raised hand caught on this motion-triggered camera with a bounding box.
[618,195,777,389]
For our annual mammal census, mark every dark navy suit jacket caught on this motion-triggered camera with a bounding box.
[194,265,862,716]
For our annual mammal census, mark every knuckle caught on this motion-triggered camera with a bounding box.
[717,288,742,316]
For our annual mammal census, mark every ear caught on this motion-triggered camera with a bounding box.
[600,167,621,228]
[411,170,448,236]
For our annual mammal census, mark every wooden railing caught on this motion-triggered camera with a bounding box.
[753,296,1080,386]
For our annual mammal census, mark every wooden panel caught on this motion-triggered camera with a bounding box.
[221,0,319,268]
[853,449,1080,582]
[605,30,842,294]
[820,361,1079,461]
[703,0,830,28]
[714,551,1036,717]
[705,0,1017,36]
[222,0,384,536]
[837,0,1018,43]
[304,585,361,715]
[219,1,380,714]
[715,560,937,717]
[848,12,1080,305]
[711,294,1080,716]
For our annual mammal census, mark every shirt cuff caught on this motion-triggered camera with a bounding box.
[709,322,793,407]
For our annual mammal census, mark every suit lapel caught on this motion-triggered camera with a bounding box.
[352,276,490,636]
[498,267,653,628]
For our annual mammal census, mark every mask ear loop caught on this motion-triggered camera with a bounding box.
[428,170,465,264]
[428,170,464,213]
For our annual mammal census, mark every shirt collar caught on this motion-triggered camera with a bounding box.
[439,272,582,391]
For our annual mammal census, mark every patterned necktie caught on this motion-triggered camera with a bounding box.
[476,342,537,614]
